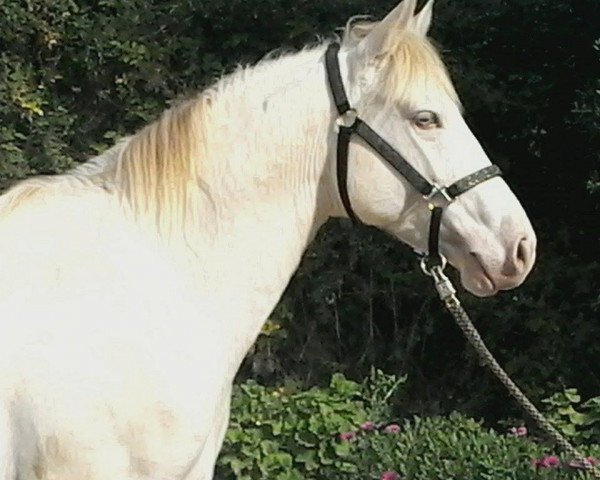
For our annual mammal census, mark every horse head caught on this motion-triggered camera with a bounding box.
[330,0,536,297]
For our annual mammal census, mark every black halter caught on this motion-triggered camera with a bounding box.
[325,42,502,270]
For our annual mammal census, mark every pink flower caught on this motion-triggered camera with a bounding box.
[509,426,528,437]
[380,471,400,480]
[384,424,401,434]
[338,431,356,442]
[360,421,376,431]
[539,455,561,469]
[532,455,561,469]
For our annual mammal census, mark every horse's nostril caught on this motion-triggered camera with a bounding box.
[502,237,529,277]
[516,237,528,265]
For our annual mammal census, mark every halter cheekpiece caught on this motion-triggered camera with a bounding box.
[324,42,502,273]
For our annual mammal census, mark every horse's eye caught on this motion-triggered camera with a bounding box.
[413,110,440,129]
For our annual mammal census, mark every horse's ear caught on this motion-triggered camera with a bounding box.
[413,0,434,37]
[354,0,417,58]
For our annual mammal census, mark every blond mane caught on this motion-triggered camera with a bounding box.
[113,95,210,237]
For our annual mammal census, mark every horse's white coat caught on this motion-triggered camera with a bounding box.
[0,1,536,478]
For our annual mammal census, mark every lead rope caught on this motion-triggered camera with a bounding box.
[423,264,600,477]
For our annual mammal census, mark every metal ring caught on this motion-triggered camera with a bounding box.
[335,109,358,129]
[423,183,454,204]
[420,254,448,277]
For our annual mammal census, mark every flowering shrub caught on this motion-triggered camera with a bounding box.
[216,375,599,480]
[216,373,380,479]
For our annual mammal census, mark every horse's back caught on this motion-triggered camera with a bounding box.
[0,176,189,313]
[0,177,119,302]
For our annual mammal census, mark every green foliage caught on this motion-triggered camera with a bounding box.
[543,389,587,440]
[543,388,600,445]
[217,376,597,479]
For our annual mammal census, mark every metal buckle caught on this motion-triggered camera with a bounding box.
[424,183,453,203]
[335,109,358,130]
[420,256,458,302]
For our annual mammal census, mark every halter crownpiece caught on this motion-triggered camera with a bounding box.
[324,42,502,272]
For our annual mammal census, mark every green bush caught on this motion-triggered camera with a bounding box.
[216,371,403,479]
[217,375,599,479]
[543,388,600,446]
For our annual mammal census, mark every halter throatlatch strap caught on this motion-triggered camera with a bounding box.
[324,42,503,267]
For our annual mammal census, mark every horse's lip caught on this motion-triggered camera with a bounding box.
[469,252,497,294]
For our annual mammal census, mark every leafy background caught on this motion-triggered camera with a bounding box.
[0,0,598,431]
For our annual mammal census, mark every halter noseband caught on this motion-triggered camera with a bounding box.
[325,42,502,272]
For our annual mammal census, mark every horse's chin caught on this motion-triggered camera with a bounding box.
[459,269,498,298]
[454,251,529,298]
[451,253,499,298]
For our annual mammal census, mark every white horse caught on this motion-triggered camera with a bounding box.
[0,1,536,478]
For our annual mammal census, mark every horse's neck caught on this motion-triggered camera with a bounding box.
[193,197,324,361]
[128,47,335,364]
[198,50,336,359]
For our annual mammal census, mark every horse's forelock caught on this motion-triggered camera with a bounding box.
[342,19,460,110]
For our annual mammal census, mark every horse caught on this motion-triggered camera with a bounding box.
[0,0,536,478]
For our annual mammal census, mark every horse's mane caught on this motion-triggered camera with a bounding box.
[112,94,210,236]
